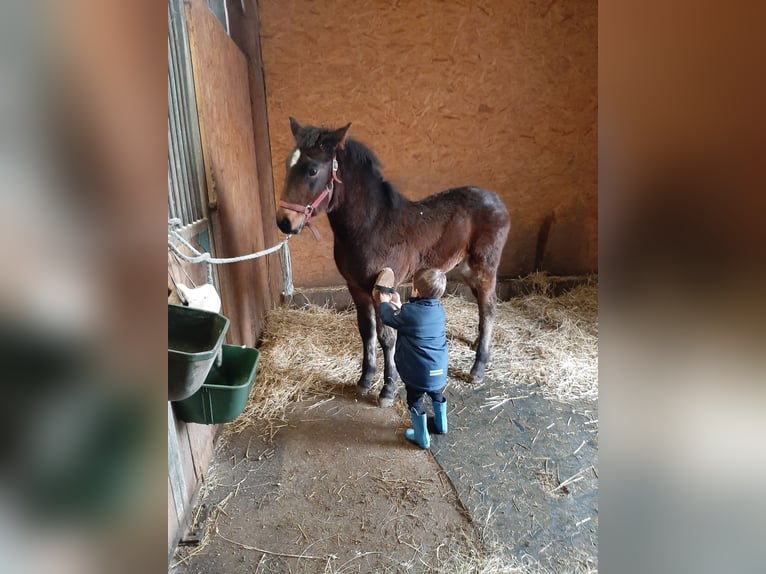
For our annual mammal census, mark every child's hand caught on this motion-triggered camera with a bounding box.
[390,291,401,309]
[377,291,391,304]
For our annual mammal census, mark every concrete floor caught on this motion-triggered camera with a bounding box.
[170,376,597,573]
[431,382,598,572]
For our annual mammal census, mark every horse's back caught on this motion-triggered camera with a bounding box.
[419,185,510,227]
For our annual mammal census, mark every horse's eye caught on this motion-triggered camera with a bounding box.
[308,167,318,177]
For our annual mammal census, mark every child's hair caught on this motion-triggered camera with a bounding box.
[413,268,447,299]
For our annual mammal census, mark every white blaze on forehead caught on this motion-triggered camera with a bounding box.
[288,148,301,168]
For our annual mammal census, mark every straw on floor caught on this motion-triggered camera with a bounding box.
[229,275,597,434]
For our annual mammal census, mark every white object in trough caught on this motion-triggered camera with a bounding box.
[176,283,222,313]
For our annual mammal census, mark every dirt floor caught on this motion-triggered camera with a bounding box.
[171,387,479,573]
[170,387,597,573]
[170,280,598,573]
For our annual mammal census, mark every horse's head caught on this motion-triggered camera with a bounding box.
[276,117,351,237]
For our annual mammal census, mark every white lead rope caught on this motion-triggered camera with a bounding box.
[168,218,294,296]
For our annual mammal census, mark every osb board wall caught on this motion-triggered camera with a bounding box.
[259,0,597,288]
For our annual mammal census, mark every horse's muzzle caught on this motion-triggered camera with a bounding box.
[277,214,298,235]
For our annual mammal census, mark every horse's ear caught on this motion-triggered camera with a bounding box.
[289,116,302,139]
[326,122,351,150]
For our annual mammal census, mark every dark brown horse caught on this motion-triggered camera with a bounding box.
[276,118,510,406]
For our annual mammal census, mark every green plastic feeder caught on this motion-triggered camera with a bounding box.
[168,304,230,402]
[173,344,260,424]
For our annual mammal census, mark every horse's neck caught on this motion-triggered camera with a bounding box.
[328,153,409,237]
[327,181,378,238]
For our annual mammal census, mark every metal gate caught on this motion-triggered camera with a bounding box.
[168,0,207,228]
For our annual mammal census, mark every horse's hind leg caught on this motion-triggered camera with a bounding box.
[350,288,377,395]
[459,263,498,383]
[375,316,398,408]
[472,277,497,383]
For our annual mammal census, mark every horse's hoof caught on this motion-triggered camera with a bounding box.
[378,395,395,408]
[469,365,485,384]
[356,385,371,397]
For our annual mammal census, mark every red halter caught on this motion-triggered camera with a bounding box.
[279,155,342,241]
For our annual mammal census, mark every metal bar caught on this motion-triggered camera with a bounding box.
[168,168,178,221]
[168,114,182,224]
[168,119,188,225]
[168,31,193,225]
[172,219,208,242]
[170,0,209,222]
[168,2,203,221]
[169,16,198,222]
[168,40,194,223]
[170,34,201,222]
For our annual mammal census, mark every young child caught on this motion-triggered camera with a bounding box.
[374,268,448,449]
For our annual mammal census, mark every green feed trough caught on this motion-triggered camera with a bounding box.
[168,304,230,402]
[173,344,260,424]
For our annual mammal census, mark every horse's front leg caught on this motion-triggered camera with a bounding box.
[375,311,398,408]
[351,288,378,396]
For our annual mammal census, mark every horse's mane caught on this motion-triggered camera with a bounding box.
[296,126,403,208]
[344,138,403,208]
[344,138,381,175]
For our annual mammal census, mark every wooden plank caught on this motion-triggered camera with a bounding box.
[174,413,199,505]
[228,0,284,310]
[168,477,180,556]
[186,0,271,346]
[185,422,217,481]
[168,409,216,557]
[167,403,187,523]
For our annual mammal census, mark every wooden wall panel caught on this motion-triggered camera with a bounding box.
[174,415,197,505]
[170,3,275,558]
[228,0,285,303]
[168,404,218,556]
[185,421,216,481]
[168,477,179,555]
[187,0,271,345]
[259,0,597,286]
[167,403,189,555]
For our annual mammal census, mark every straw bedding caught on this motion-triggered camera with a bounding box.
[229,275,597,433]
[447,278,598,403]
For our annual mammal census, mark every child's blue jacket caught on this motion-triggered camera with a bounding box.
[379,297,448,392]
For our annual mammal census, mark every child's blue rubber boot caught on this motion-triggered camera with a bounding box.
[405,407,430,449]
[433,398,448,434]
